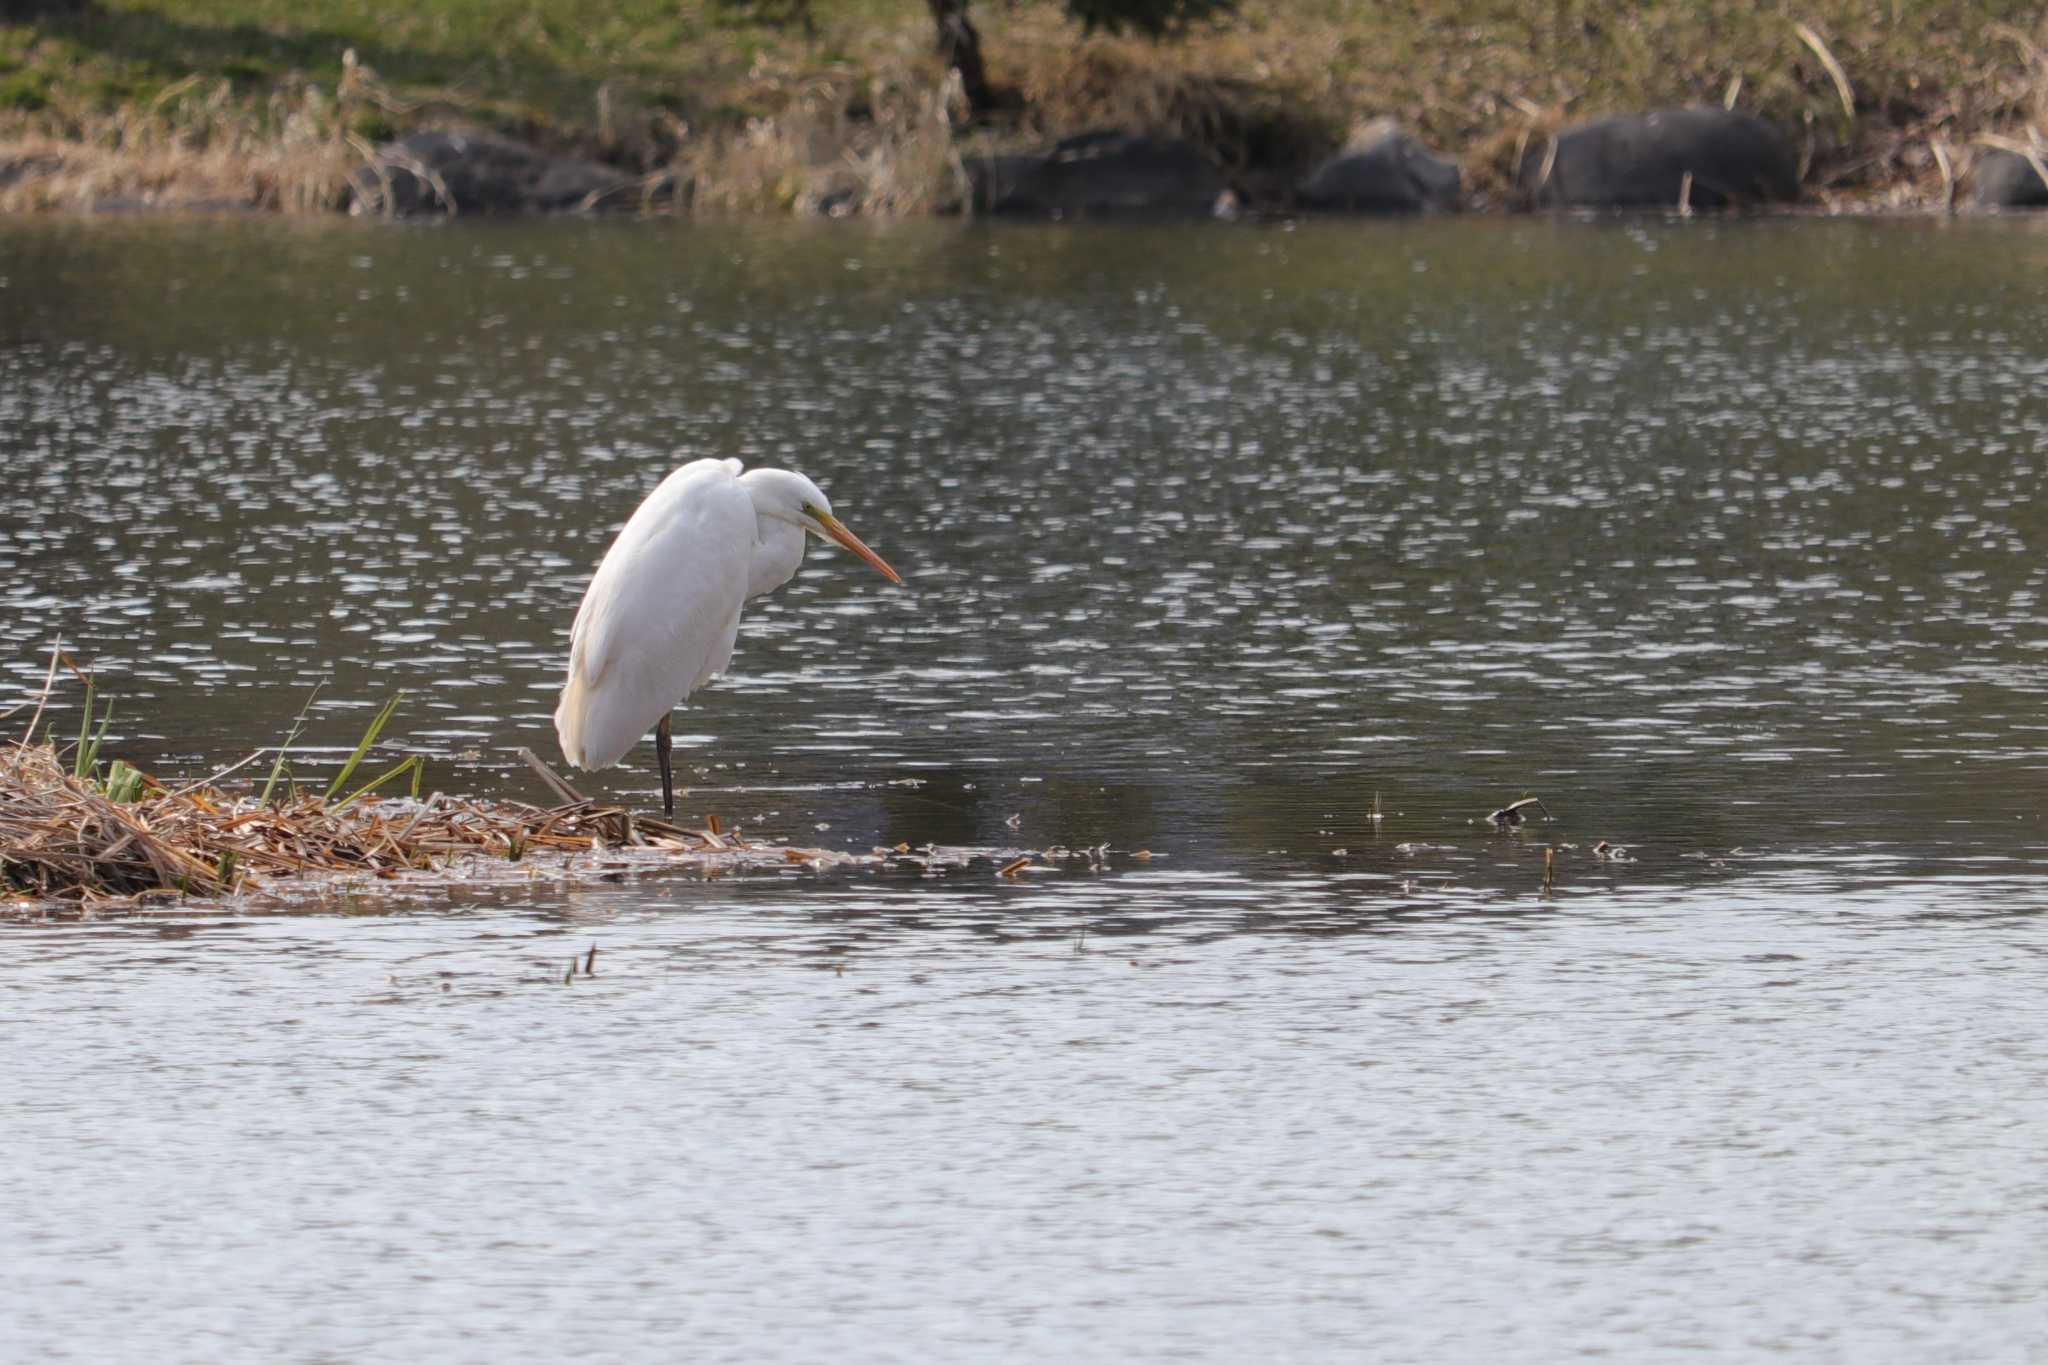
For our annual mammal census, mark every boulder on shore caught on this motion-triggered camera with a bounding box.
[967,131,1231,219]
[1520,109,1800,210]
[1966,147,2048,209]
[1296,120,1460,213]
[348,129,655,218]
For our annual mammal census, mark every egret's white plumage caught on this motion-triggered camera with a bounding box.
[553,458,901,811]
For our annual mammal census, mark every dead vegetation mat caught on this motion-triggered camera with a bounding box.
[0,741,810,913]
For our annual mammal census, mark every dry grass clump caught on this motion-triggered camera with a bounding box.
[0,126,354,213]
[0,739,754,909]
[682,48,967,216]
[1958,22,2048,198]
[1781,14,2048,208]
[1009,41,1334,179]
[0,74,356,212]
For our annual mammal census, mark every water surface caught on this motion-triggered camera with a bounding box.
[2,215,2045,1362]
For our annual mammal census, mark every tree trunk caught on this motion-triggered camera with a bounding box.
[925,0,991,116]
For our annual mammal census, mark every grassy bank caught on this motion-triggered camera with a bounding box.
[1,1,2044,213]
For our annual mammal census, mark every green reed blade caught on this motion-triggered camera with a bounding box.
[261,681,325,807]
[72,676,95,780]
[325,693,403,803]
[331,753,422,814]
[103,759,144,804]
[76,697,114,784]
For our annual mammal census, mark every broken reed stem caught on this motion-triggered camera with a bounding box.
[518,746,587,805]
[1792,22,1857,131]
[15,637,64,750]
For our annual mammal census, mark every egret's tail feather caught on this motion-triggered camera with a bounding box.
[554,672,649,773]
[553,675,594,770]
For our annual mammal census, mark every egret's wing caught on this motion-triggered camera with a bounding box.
[556,459,753,769]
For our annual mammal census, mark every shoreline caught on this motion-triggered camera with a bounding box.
[4,121,2039,221]
[3,3,2043,219]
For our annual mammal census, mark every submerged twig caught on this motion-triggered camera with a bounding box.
[1488,795,1554,829]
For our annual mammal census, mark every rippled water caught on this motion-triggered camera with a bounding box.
[3,216,2046,1362]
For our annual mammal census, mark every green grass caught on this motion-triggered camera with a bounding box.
[325,693,425,813]
[31,666,421,810]
[260,682,322,806]
[1,0,912,133]
[2,1,2043,209]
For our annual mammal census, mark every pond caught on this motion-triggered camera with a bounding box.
[2,214,2045,1361]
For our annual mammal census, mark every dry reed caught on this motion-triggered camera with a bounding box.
[680,49,964,216]
[0,74,357,213]
[0,739,775,910]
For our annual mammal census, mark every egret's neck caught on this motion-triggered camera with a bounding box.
[747,517,807,599]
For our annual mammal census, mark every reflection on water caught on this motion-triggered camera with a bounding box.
[2,217,2044,877]
[3,217,2047,1361]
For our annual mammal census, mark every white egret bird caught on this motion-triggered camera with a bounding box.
[553,457,903,816]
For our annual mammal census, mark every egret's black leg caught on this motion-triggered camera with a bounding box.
[655,714,675,818]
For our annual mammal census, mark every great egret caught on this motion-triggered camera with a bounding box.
[554,457,903,816]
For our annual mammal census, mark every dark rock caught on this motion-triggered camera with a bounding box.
[962,155,1048,215]
[1967,147,2048,210]
[1521,109,1800,210]
[348,129,653,218]
[964,154,1049,211]
[0,154,60,192]
[817,186,861,218]
[1297,119,1460,213]
[967,130,1230,219]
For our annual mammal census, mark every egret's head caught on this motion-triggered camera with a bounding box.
[741,466,903,586]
